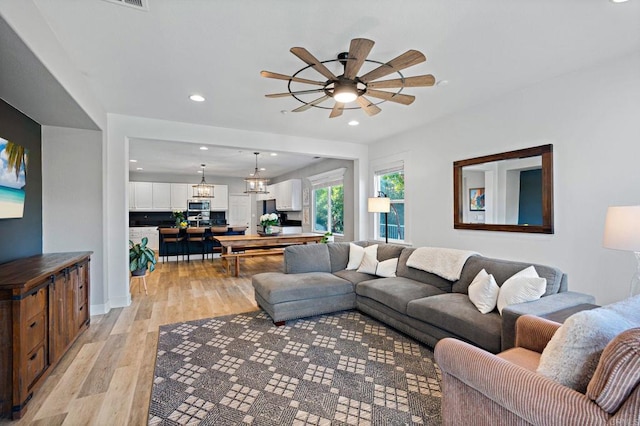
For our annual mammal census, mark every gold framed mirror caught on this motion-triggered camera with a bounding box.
[453,144,554,234]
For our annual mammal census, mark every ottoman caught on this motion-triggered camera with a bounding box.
[252,271,356,325]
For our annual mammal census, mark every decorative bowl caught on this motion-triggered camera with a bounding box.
[257,231,280,237]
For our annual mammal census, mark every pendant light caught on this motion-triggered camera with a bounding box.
[244,152,270,194]
[192,164,215,198]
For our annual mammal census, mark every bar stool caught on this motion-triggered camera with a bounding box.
[159,228,184,262]
[186,227,207,262]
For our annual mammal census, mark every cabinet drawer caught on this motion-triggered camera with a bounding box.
[22,311,46,354]
[25,345,46,388]
[23,287,46,320]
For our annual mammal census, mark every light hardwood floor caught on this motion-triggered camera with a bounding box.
[2,255,283,426]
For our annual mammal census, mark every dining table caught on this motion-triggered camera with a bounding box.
[213,233,324,276]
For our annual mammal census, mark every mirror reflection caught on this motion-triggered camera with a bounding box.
[454,144,553,234]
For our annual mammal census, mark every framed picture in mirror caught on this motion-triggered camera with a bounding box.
[469,188,485,211]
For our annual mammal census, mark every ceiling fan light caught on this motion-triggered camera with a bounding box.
[334,88,358,103]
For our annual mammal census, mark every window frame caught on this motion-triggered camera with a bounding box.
[373,165,405,243]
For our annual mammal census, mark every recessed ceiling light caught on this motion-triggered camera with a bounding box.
[189,94,205,102]
[130,159,138,162]
[270,153,278,156]
[436,80,449,86]
[348,120,359,126]
[200,146,209,150]
[280,110,288,115]
[198,170,203,173]
[136,167,143,171]
[610,0,629,3]
[260,167,266,171]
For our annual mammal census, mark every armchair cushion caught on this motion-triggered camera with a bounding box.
[537,308,635,393]
[587,327,640,413]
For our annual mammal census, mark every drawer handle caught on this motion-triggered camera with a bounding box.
[79,285,83,289]
[30,321,37,328]
[30,352,38,361]
[79,306,83,311]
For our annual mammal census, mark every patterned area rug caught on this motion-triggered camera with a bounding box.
[149,310,442,425]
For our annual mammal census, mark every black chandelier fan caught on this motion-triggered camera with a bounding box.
[261,38,435,118]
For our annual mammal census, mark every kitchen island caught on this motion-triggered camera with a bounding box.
[158,226,247,259]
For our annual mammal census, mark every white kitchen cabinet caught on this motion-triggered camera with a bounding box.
[257,185,275,201]
[152,183,171,210]
[170,183,189,210]
[275,179,302,211]
[211,184,229,210]
[132,182,153,210]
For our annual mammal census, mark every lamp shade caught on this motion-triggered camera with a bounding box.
[368,197,391,213]
[603,205,640,252]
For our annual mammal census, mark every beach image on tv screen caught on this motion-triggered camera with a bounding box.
[0,137,28,219]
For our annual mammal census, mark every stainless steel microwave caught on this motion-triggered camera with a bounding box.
[188,199,210,211]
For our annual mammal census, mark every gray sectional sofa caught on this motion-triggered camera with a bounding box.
[252,241,595,353]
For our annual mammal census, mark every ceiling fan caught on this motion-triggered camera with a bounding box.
[261,38,435,118]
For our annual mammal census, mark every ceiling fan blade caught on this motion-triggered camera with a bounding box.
[260,71,326,86]
[329,102,345,118]
[343,38,375,80]
[359,50,426,83]
[290,47,337,81]
[292,95,331,112]
[366,89,415,105]
[356,96,381,116]
[265,89,325,98]
[367,74,435,89]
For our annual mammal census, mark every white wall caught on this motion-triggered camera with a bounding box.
[42,126,105,311]
[369,52,640,305]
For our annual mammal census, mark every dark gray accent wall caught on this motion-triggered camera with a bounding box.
[0,98,42,264]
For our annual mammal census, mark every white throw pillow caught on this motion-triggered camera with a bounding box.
[346,243,365,270]
[357,245,379,275]
[468,269,499,314]
[376,258,398,278]
[496,266,547,315]
[537,309,635,393]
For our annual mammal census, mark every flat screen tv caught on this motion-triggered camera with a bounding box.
[0,137,28,219]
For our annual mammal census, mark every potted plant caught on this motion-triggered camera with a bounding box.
[321,231,334,243]
[129,237,157,276]
[260,213,279,234]
[172,210,186,227]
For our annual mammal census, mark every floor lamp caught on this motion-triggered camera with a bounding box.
[603,205,640,297]
[368,193,391,243]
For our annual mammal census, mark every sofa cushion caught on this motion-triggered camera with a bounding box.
[333,269,377,285]
[376,258,398,278]
[376,243,405,262]
[357,245,379,274]
[454,256,564,296]
[328,241,365,272]
[253,272,352,304]
[396,248,454,292]
[356,277,445,314]
[586,327,640,413]
[536,308,636,393]
[284,244,331,274]
[496,266,546,315]
[407,293,502,354]
[468,269,499,314]
[346,242,367,270]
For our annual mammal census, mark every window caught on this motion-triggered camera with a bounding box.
[308,168,346,235]
[374,166,405,242]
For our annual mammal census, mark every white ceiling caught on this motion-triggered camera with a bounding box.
[3,0,640,177]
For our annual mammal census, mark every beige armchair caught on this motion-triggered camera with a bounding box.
[434,315,640,425]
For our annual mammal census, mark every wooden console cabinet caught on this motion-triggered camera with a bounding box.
[0,252,91,419]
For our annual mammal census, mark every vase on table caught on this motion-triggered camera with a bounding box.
[264,225,273,235]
